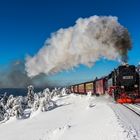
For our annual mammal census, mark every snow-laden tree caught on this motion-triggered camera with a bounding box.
[27,85,35,108]
[5,95,24,118]
[0,101,6,121]
[59,88,67,97]
[50,88,58,98]
[39,88,57,112]
[39,88,51,112]
[0,92,8,106]
[21,96,28,110]
[3,94,27,119]
[52,88,62,97]
[6,95,16,113]
[12,96,25,118]
[33,93,40,111]
[39,97,48,112]
[0,93,10,122]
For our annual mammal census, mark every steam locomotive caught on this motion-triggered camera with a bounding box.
[69,64,140,103]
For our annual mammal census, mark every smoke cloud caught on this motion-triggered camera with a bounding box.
[0,61,52,88]
[25,16,132,77]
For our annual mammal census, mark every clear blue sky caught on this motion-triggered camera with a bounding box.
[0,0,140,86]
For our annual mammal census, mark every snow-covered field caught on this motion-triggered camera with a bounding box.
[0,93,140,140]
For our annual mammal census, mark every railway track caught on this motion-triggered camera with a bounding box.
[123,104,140,117]
[135,104,140,107]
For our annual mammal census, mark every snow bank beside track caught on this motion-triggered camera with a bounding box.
[109,103,140,140]
[0,94,136,140]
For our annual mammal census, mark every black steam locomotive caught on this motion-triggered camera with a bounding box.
[70,64,140,103]
[107,64,140,103]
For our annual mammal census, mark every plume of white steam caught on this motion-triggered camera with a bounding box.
[25,16,131,77]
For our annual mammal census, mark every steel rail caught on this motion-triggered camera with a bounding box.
[122,104,140,117]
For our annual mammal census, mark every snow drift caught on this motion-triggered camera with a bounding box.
[1,93,140,140]
[25,16,132,77]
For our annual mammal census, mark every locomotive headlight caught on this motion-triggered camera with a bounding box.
[134,84,138,88]
[121,86,124,89]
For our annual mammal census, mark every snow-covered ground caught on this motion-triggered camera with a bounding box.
[0,94,140,140]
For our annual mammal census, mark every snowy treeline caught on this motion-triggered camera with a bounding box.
[0,86,69,123]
